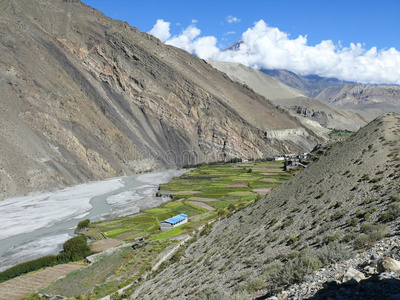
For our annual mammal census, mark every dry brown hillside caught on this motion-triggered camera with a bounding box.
[131,113,400,299]
[0,0,320,199]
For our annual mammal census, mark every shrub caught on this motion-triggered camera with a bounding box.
[354,223,387,249]
[390,194,400,202]
[369,177,383,183]
[331,211,345,221]
[378,203,400,222]
[200,223,213,236]
[76,219,90,232]
[347,217,360,227]
[317,242,352,265]
[281,218,294,229]
[286,237,299,246]
[334,201,343,208]
[360,174,370,181]
[354,233,369,249]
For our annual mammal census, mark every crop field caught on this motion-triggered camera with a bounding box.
[90,161,290,242]
[40,241,172,298]
[0,263,84,300]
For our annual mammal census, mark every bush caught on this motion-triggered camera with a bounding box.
[317,242,352,265]
[354,223,387,249]
[286,237,299,246]
[76,219,90,231]
[334,201,343,208]
[347,217,360,227]
[354,233,369,249]
[378,203,400,222]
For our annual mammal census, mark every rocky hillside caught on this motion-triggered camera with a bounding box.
[0,0,320,200]
[209,61,366,134]
[131,113,400,299]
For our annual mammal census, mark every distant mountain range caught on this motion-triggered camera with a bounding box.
[223,40,400,121]
[261,69,400,121]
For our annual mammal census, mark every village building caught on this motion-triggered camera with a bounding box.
[160,214,188,231]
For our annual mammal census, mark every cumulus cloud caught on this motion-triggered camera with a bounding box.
[149,19,171,42]
[226,15,241,24]
[149,19,400,85]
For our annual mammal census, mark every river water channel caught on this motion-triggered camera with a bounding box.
[0,169,186,271]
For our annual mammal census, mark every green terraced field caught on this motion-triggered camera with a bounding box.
[90,161,291,241]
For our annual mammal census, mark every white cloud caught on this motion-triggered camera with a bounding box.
[224,31,236,35]
[149,19,400,85]
[149,19,171,42]
[192,19,198,24]
[226,15,241,24]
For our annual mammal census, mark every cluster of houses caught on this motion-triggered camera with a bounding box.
[273,153,309,161]
[272,153,310,170]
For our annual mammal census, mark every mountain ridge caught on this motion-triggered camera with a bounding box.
[0,0,321,200]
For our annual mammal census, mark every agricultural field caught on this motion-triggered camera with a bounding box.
[90,160,291,242]
[40,241,173,299]
[32,160,294,299]
[0,263,84,300]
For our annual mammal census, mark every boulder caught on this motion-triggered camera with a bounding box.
[342,267,366,283]
[377,257,400,273]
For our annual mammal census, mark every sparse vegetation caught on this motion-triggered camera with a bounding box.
[378,202,400,222]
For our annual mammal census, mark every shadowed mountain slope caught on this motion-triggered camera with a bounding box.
[132,113,400,299]
[0,0,320,199]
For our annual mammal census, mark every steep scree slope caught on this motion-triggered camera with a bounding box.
[0,0,320,199]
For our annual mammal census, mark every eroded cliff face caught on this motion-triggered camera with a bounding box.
[0,0,321,199]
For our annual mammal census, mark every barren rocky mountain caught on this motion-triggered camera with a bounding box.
[312,84,400,121]
[209,61,366,134]
[132,113,400,299]
[0,0,321,200]
[261,69,400,121]
[261,69,350,95]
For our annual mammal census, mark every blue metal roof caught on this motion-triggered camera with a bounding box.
[163,214,187,225]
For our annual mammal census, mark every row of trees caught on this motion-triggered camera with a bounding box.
[0,235,91,283]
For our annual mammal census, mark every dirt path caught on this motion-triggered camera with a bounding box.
[259,178,277,182]
[226,183,248,188]
[178,191,200,194]
[188,197,218,202]
[187,201,215,211]
[0,263,84,300]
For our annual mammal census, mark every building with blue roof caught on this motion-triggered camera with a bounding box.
[160,214,188,231]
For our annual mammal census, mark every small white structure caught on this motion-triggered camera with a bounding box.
[274,157,285,161]
[160,214,188,231]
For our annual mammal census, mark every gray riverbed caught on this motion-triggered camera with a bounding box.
[0,169,186,271]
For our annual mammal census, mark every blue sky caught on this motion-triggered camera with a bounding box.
[82,0,399,49]
[82,0,400,84]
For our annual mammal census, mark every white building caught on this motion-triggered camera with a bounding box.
[160,214,188,231]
